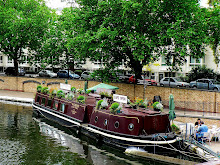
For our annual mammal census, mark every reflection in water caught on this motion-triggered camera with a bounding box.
[0,102,169,165]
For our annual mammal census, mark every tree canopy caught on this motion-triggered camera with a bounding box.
[61,0,209,81]
[0,0,52,74]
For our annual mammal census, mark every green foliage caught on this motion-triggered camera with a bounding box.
[152,102,163,111]
[171,124,180,132]
[37,85,42,92]
[110,102,121,114]
[77,95,85,104]
[96,100,103,109]
[71,87,76,92]
[61,0,209,80]
[41,87,49,94]
[0,0,52,75]
[99,91,110,97]
[86,90,91,94]
[76,88,84,94]
[56,90,65,98]
[135,98,146,108]
[206,1,220,64]
[66,93,74,101]
[187,65,217,82]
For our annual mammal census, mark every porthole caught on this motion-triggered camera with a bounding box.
[95,116,98,123]
[114,121,119,129]
[128,123,134,131]
[104,119,108,126]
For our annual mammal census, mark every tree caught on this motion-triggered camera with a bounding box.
[0,0,52,75]
[31,11,64,71]
[206,1,220,65]
[187,65,217,82]
[64,0,209,82]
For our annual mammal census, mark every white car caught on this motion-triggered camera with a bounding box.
[160,77,189,88]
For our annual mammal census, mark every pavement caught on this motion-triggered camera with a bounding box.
[0,89,34,103]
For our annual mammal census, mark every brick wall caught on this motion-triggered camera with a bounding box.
[0,76,219,113]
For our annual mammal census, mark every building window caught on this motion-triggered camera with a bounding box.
[94,60,101,65]
[161,56,172,66]
[8,57,13,63]
[0,56,3,63]
[190,57,204,66]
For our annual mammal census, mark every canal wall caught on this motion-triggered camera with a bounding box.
[0,76,220,113]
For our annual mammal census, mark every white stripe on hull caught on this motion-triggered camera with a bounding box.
[33,104,80,126]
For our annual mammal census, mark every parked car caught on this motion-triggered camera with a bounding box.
[160,77,189,87]
[57,70,80,79]
[189,79,220,91]
[5,67,25,76]
[128,75,158,86]
[38,70,57,78]
[80,71,93,80]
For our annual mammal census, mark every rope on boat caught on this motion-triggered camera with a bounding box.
[157,135,203,159]
[34,109,79,128]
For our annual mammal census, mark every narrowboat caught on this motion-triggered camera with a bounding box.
[32,86,177,154]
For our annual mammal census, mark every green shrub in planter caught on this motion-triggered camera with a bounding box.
[71,87,76,93]
[110,102,121,114]
[96,100,103,109]
[41,87,49,94]
[66,93,74,101]
[37,85,42,92]
[86,90,91,94]
[57,90,65,98]
[77,95,85,104]
[77,88,84,94]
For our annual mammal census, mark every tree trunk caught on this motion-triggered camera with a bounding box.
[14,57,19,76]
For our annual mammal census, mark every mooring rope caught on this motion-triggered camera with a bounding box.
[157,135,204,159]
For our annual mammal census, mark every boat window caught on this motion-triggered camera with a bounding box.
[60,103,65,113]
[114,121,119,129]
[128,123,134,131]
[104,119,108,126]
[41,97,46,105]
[53,101,59,110]
[47,99,52,107]
[36,96,41,103]
[95,116,98,123]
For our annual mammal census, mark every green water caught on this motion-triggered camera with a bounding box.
[0,102,198,165]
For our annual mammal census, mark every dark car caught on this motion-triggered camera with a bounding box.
[57,70,80,79]
[5,67,25,76]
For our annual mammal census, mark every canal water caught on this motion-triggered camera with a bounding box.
[0,102,201,165]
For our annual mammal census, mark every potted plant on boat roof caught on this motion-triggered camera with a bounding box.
[66,93,74,101]
[110,102,121,114]
[37,85,42,92]
[71,87,76,93]
[96,98,108,110]
[77,95,85,104]
[56,90,65,99]
[49,88,57,99]
[76,88,84,94]
[152,101,163,111]
[135,97,147,108]
[41,86,49,94]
